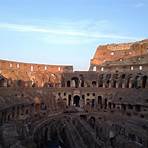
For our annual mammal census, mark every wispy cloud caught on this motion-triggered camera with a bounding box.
[0,21,140,44]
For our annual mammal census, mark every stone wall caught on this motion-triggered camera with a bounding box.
[0,59,73,87]
[0,59,73,73]
[90,39,148,69]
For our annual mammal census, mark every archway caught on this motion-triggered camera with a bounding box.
[98,96,103,108]
[73,95,80,107]
[68,95,71,106]
[71,77,79,88]
[92,81,97,87]
[142,76,147,88]
[67,81,71,87]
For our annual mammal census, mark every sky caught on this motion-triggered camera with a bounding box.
[0,0,148,70]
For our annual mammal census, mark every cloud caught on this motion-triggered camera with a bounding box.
[0,22,140,42]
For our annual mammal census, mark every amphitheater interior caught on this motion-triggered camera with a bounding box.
[0,39,148,148]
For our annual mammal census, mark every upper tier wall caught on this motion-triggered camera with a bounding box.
[0,59,73,73]
[90,39,148,66]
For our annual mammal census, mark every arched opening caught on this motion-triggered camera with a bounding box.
[91,99,95,108]
[68,95,71,106]
[71,77,79,88]
[0,77,6,87]
[121,104,126,111]
[32,83,36,88]
[126,75,132,88]
[67,81,71,87]
[134,76,139,88]
[135,105,141,112]
[35,104,40,113]
[41,102,47,111]
[88,116,96,128]
[73,95,80,107]
[104,98,107,109]
[128,104,133,110]
[122,74,126,79]
[112,80,116,88]
[106,80,110,88]
[98,74,103,87]
[82,95,85,100]
[108,102,111,109]
[79,74,84,87]
[92,81,97,87]
[17,106,20,117]
[98,96,103,109]
[142,76,147,88]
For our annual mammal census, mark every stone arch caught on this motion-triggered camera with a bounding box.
[79,74,84,87]
[121,104,126,111]
[0,75,7,87]
[128,104,133,110]
[98,96,103,109]
[88,116,96,128]
[108,102,111,109]
[120,74,126,88]
[142,75,147,88]
[68,95,71,106]
[73,95,80,107]
[126,74,132,88]
[98,74,104,87]
[34,97,41,113]
[135,105,141,112]
[105,74,111,88]
[134,75,139,88]
[104,98,107,109]
[91,99,95,108]
[71,77,79,88]
[106,80,110,88]
[16,106,20,117]
[92,81,97,87]
[40,102,47,111]
[112,80,117,88]
[67,80,71,87]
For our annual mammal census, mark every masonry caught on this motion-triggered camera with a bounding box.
[0,39,148,148]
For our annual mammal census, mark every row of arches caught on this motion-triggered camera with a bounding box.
[64,74,147,89]
[0,73,60,88]
[0,103,33,124]
[0,101,49,124]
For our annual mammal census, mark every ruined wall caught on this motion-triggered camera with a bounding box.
[90,39,148,70]
[0,59,73,73]
[0,59,73,87]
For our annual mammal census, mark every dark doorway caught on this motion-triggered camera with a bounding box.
[92,81,97,87]
[71,77,79,88]
[67,81,71,87]
[135,105,141,112]
[68,95,71,106]
[121,104,126,111]
[91,99,95,108]
[104,98,107,109]
[98,96,103,109]
[73,95,80,107]
[113,80,116,88]
[142,76,147,88]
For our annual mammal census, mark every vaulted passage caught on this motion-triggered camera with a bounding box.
[73,95,80,107]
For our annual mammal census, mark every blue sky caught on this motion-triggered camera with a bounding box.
[0,0,148,70]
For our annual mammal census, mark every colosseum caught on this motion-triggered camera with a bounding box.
[0,39,148,148]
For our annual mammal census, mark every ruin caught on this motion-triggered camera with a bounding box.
[0,39,148,148]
